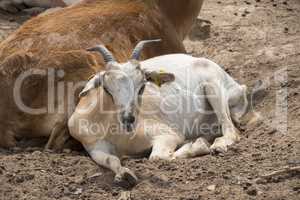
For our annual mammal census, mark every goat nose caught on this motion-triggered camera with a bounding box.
[123,115,136,124]
[128,115,136,124]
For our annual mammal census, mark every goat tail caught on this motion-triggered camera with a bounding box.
[246,80,269,112]
[238,79,270,126]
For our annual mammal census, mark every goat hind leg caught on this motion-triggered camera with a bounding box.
[204,82,240,153]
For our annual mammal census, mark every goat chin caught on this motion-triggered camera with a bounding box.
[122,123,136,133]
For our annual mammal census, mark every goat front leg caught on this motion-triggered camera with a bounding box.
[84,140,138,188]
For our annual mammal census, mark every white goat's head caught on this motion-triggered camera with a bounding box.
[80,40,175,132]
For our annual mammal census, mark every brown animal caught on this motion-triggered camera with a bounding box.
[0,0,204,149]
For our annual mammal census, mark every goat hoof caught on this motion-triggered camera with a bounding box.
[210,138,230,154]
[210,146,227,155]
[114,167,138,188]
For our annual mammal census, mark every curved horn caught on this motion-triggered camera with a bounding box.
[87,45,116,63]
[131,39,162,60]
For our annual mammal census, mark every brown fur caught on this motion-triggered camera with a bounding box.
[0,0,203,148]
[157,0,204,40]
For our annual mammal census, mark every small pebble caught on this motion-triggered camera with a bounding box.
[112,191,119,196]
[267,129,277,135]
[246,186,258,196]
[8,18,16,22]
[87,172,102,179]
[73,188,83,195]
[207,184,216,191]
[32,151,42,156]
[63,149,71,154]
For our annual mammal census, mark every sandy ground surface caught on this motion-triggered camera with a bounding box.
[0,0,299,199]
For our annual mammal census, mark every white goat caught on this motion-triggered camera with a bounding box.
[68,40,250,187]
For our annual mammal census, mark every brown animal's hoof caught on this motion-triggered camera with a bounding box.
[114,167,138,189]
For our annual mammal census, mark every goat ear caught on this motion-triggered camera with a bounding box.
[79,73,102,98]
[145,70,175,87]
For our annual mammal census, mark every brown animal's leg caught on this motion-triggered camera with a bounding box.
[84,140,138,188]
[158,0,204,40]
[173,137,210,159]
[45,120,69,150]
[51,127,70,150]
[204,82,240,153]
[0,130,17,148]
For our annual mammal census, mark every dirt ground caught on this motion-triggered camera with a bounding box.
[0,0,299,200]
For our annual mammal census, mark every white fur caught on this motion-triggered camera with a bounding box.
[69,53,248,186]
[140,54,246,138]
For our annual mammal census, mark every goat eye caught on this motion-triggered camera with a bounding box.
[138,85,146,95]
